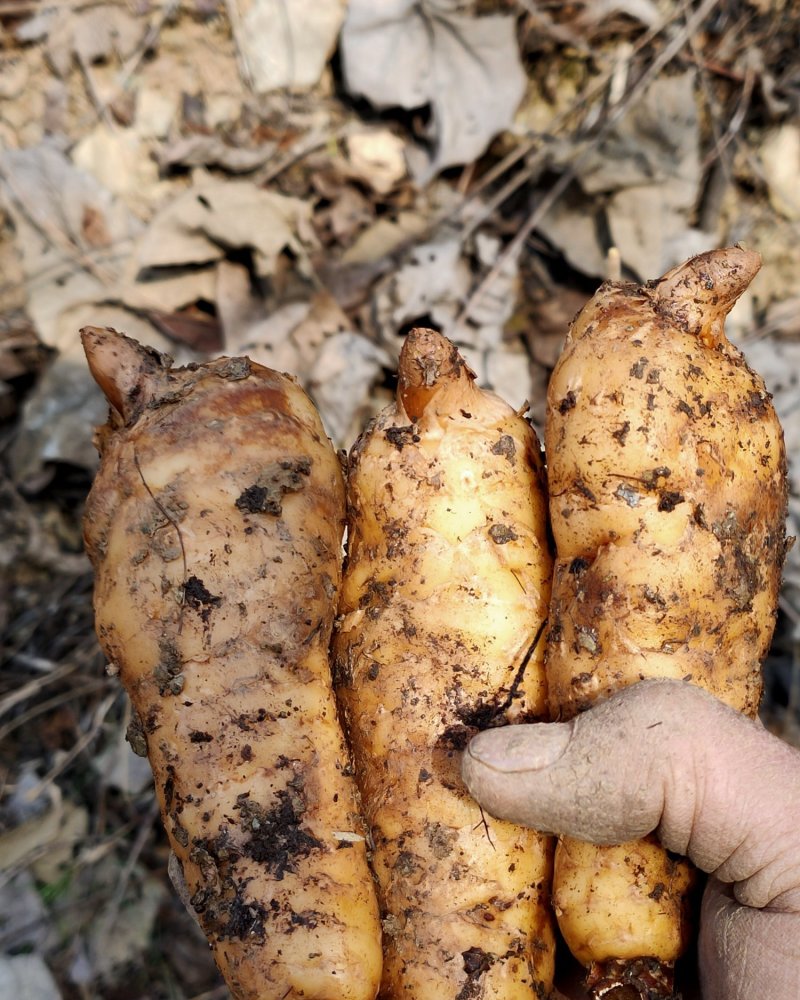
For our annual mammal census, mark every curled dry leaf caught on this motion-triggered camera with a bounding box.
[0,955,62,1000]
[0,143,143,351]
[43,3,147,78]
[235,0,347,92]
[136,179,314,279]
[308,330,391,447]
[341,0,526,179]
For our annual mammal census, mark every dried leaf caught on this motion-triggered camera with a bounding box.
[87,868,166,980]
[290,289,353,369]
[764,295,800,340]
[0,955,61,1000]
[461,231,521,346]
[374,237,471,339]
[0,53,29,100]
[121,268,219,315]
[29,799,90,886]
[566,69,703,278]
[315,183,374,246]
[341,1,526,178]
[346,129,408,194]
[8,356,108,487]
[522,284,590,368]
[148,309,223,354]
[0,870,54,952]
[577,70,701,201]
[236,0,347,92]
[0,143,142,351]
[7,307,179,488]
[223,301,308,375]
[759,124,800,221]
[44,4,147,79]
[92,730,154,796]
[341,212,428,266]
[308,332,391,446]
[0,777,87,886]
[607,187,709,281]
[579,0,664,27]
[136,179,314,278]
[71,124,168,209]
[539,192,607,280]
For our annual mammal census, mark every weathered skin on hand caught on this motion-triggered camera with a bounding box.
[462,679,800,1000]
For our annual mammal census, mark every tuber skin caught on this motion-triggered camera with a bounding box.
[82,327,382,1000]
[540,247,788,998]
[333,328,556,999]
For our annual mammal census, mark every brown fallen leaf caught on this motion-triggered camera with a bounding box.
[146,307,223,354]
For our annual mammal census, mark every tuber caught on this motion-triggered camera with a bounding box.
[82,327,382,1000]
[333,328,556,999]
[543,247,788,998]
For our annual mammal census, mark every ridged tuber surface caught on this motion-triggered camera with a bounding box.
[82,327,382,1000]
[544,247,788,998]
[333,328,556,999]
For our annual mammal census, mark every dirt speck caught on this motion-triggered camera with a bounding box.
[490,435,516,463]
[237,786,323,879]
[184,576,222,623]
[235,457,312,515]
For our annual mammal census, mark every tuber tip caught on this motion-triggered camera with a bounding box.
[81,326,171,423]
[651,245,761,348]
[397,328,474,420]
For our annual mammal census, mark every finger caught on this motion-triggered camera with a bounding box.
[699,877,800,1000]
[462,679,800,910]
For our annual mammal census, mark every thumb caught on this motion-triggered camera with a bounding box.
[462,679,800,910]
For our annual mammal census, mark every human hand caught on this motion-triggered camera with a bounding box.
[461,678,800,1000]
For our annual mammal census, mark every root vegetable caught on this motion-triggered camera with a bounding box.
[81,327,382,1000]
[333,328,555,999]
[544,247,788,998]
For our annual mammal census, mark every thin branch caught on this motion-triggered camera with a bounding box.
[458,0,722,326]
[23,690,119,803]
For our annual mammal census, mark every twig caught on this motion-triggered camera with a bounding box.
[458,0,723,326]
[0,678,108,743]
[102,796,160,935]
[258,122,354,185]
[364,2,681,273]
[23,690,119,803]
[76,51,116,128]
[473,804,496,850]
[700,55,756,172]
[0,661,78,719]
